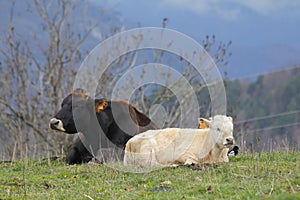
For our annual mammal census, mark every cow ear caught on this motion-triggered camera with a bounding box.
[95,98,108,112]
[198,117,211,129]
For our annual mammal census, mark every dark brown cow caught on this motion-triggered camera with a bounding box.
[50,88,158,164]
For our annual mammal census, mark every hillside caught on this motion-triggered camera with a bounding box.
[0,151,299,199]
[225,66,300,150]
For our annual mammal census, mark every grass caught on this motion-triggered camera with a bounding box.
[0,151,299,200]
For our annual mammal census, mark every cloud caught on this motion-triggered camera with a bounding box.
[161,0,300,20]
[91,28,103,40]
[161,0,241,20]
[233,0,300,15]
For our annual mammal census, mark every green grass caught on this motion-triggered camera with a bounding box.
[0,151,299,200]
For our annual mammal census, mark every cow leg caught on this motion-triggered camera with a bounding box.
[218,148,229,162]
[183,158,198,165]
[66,137,93,164]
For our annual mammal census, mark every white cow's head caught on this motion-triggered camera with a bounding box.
[202,115,234,148]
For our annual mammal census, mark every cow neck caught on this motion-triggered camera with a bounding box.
[81,112,102,155]
[199,132,223,163]
[200,144,223,163]
[96,102,113,132]
[211,143,224,162]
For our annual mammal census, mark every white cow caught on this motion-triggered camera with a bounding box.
[198,117,239,157]
[124,115,234,167]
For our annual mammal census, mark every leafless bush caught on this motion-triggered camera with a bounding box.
[0,0,231,160]
[0,0,120,160]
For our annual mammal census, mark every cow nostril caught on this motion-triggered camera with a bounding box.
[50,119,59,126]
[50,118,66,132]
[226,138,233,143]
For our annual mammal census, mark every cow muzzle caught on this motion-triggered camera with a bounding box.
[50,118,66,132]
[224,137,234,147]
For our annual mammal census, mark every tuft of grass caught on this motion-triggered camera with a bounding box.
[0,151,299,199]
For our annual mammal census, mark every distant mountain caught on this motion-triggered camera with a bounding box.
[104,0,300,79]
[0,0,123,54]
[3,1,300,80]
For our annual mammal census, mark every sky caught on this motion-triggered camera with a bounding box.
[100,0,300,78]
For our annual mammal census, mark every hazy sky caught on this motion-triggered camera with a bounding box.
[102,0,300,78]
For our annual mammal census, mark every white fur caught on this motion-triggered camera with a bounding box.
[124,115,234,167]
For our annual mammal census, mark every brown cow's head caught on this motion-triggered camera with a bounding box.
[50,88,107,133]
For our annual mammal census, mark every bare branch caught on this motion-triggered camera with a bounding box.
[0,99,55,149]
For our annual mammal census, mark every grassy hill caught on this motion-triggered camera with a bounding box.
[0,151,299,199]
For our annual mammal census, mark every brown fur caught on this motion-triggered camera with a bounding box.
[95,98,108,112]
[51,88,159,164]
[130,106,151,127]
[70,88,89,98]
[114,100,152,127]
